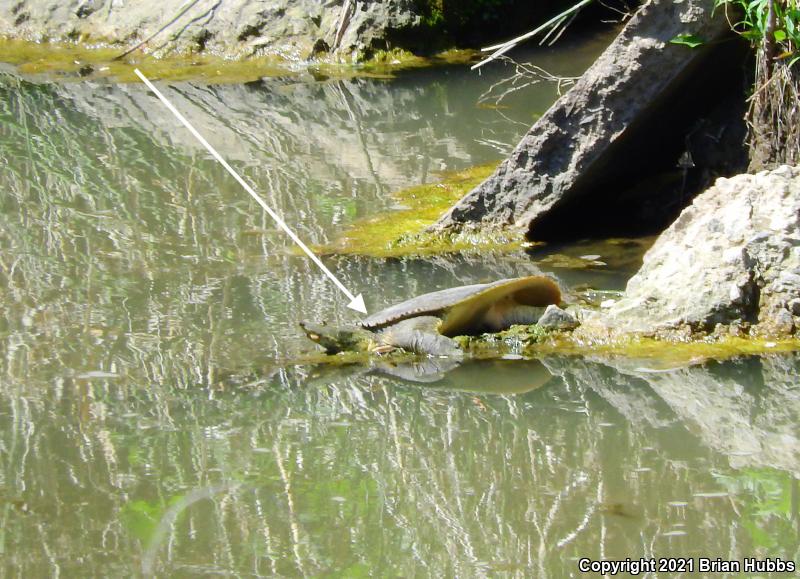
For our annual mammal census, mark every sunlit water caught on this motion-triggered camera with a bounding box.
[1,33,798,576]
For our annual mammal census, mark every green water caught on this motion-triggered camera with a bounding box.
[1,34,799,576]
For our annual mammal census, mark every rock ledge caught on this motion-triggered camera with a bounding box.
[580,166,800,339]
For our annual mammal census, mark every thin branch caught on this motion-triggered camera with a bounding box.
[113,0,204,60]
[478,56,579,105]
[473,0,595,70]
[332,0,356,51]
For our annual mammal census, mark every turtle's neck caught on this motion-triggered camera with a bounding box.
[483,302,547,332]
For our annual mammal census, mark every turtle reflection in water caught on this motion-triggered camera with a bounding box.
[305,359,554,395]
[301,276,562,357]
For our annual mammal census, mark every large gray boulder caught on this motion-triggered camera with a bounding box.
[432,0,745,238]
[0,0,421,61]
[583,166,800,338]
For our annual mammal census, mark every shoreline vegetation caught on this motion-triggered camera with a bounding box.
[714,0,800,170]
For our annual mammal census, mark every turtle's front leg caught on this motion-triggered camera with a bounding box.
[379,316,464,358]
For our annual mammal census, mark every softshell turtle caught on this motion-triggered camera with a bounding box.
[301,276,561,357]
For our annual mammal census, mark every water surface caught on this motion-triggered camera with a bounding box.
[1,33,798,576]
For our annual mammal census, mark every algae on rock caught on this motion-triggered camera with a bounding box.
[317,163,526,258]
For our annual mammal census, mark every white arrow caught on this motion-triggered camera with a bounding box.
[134,69,368,315]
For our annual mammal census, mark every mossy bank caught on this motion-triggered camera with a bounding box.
[316,163,526,258]
[0,37,479,84]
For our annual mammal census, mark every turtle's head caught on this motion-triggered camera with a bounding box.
[300,321,375,354]
[300,321,327,346]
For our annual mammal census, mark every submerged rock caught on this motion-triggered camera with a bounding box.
[537,304,579,331]
[583,166,800,338]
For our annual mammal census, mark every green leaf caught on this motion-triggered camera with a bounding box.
[121,500,163,542]
[784,14,796,36]
[741,29,763,41]
[774,29,788,42]
[669,34,705,48]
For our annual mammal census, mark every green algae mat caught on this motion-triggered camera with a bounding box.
[317,163,527,258]
[0,37,478,84]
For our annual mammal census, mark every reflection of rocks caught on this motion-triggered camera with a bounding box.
[757,353,800,471]
[611,358,767,468]
[546,354,800,476]
[13,70,525,249]
[542,357,678,429]
[55,77,471,193]
[582,166,800,339]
